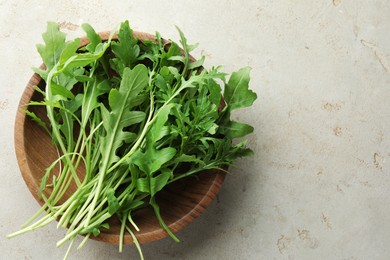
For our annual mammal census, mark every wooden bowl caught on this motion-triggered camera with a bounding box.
[14,31,226,245]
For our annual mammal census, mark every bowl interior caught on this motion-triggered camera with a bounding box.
[14,31,225,245]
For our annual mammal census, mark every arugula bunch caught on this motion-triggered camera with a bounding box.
[8,21,257,259]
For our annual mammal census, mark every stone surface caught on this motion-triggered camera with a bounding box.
[1,0,390,259]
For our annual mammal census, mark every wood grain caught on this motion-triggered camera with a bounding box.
[14,31,226,245]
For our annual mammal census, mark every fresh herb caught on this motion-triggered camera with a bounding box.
[8,21,257,259]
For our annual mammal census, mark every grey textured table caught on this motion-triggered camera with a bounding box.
[1,1,390,259]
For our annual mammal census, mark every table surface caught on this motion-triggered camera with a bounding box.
[1,1,390,259]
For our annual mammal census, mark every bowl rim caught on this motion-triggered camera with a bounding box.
[14,30,226,245]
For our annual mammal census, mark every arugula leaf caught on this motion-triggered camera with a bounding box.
[82,23,102,52]
[100,64,148,168]
[136,178,149,193]
[58,38,80,65]
[208,78,222,107]
[132,147,176,176]
[60,46,110,72]
[24,110,50,134]
[107,189,120,215]
[81,78,108,124]
[224,67,257,111]
[188,56,205,70]
[172,154,203,165]
[148,104,174,143]
[132,104,177,175]
[120,199,145,212]
[51,83,75,100]
[110,21,140,74]
[92,228,100,237]
[36,22,66,72]
[218,120,254,138]
[151,171,171,196]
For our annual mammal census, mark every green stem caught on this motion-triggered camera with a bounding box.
[150,197,179,242]
[63,237,75,260]
[125,225,144,260]
[119,213,127,252]
[46,69,81,187]
[77,233,90,250]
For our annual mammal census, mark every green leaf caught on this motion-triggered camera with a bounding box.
[219,121,254,138]
[208,79,222,107]
[132,147,176,175]
[165,42,181,59]
[74,75,94,82]
[82,23,102,52]
[25,110,49,133]
[188,56,205,70]
[131,102,178,175]
[122,132,137,144]
[136,178,150,193]
[109,59,125,77]
[230,140,254,158]
[172,154,203,165]
[150,171,171,196]
[61,46,110,72]
[101,223,110,229]
[58,108,76,149]
[33,85,46,96]
[147,104,174,143]
[36,22,66,71]
[207,123,219,135]
[66,93,83,113]
[81,78,108,124]
[100,64,148,168]
[51,83,75,100]
[187,43,199,52]
[111,20,140,73]
[121,199,146,212]
[167,56,185,63]
[224,67,257,111]
[92,228,100,237]
[167,66,180,79]
[32,66,48,80]
[57,67,85,90]
[107,189,119,215]
[59,38,80,65]
[117,111,146,127]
